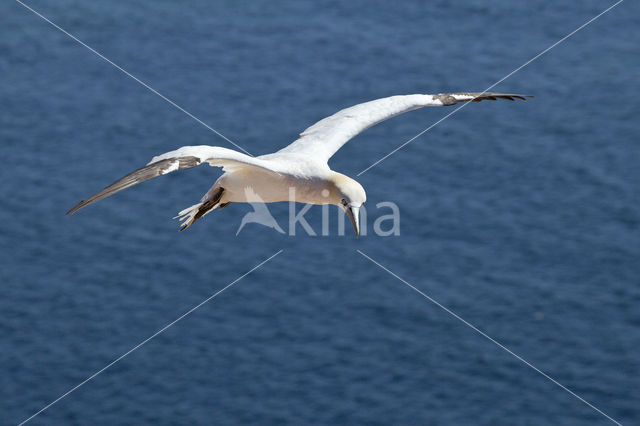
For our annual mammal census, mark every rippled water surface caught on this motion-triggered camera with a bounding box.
[2,1,639,424]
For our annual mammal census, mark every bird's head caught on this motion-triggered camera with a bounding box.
[328,172,366,237]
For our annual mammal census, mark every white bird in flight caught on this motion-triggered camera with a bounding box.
[68,92,530,235]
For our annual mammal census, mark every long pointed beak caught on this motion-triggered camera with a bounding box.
[345,205,360,237]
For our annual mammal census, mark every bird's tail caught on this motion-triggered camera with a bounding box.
[175,187,227,231]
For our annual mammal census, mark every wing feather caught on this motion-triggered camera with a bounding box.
[278,92,531,162]
[67,146,276,215]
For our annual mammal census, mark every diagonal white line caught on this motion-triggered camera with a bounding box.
[15,0,253,156]
[357,250,621,425]
[19,249,283,425]
[357,0,624,176]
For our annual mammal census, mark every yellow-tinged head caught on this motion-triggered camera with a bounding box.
[328,172,366,237]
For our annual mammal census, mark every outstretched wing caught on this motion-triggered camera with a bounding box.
[67,146,275,215]
[277,92,531,162]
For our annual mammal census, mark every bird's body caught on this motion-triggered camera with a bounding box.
[68,92,530,235]
[216,153,333,204]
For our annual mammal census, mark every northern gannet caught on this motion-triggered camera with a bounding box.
[68,92,530,235]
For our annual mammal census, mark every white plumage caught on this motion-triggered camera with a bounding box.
[68,92,530,235]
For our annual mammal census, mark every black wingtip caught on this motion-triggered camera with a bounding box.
[66,202,85,216]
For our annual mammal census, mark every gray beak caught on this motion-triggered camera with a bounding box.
[345,205,360,237]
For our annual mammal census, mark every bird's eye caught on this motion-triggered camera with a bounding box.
[341,199,348,206]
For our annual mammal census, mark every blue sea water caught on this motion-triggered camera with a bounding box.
[1,0,639,424]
